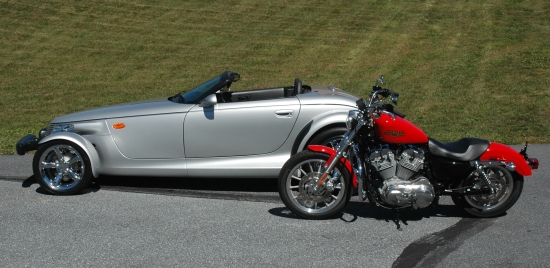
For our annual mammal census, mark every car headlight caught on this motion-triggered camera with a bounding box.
[52,124,74,133]
[346,110,360,130]
[38,128,47,138]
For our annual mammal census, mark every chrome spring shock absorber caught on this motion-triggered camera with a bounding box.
[475,162,495,195]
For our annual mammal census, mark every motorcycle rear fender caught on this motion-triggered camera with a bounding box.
[479,142,532,176]
[307,145,357,187]
[39,132,101,178]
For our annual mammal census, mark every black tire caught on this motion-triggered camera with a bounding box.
[308,127,347,149]
[278,150,352,219]
[452,166,523,217]
[33,140,93,195]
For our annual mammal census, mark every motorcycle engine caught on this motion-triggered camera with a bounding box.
[369,146,434,208]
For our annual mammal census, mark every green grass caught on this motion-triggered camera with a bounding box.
[1,0,549,154]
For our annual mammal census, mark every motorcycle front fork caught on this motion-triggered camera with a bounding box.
[351,144,367,201]
[313,129,357,192]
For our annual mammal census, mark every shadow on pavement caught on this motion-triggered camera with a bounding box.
[21,175,101,195]
[95,175,278,192]
[17,175,279,200]
[268,200,491,229]
[18,175,278,193]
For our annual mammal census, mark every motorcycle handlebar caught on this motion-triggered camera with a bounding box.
[393,109,405,118]
[372,86,398,98]
[381,104,405,118]
[364,80,402,117]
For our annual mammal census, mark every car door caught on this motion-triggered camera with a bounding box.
[184,97,300,158]
[105,101,195,159]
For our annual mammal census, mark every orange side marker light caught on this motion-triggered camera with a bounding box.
[113,123,125,129]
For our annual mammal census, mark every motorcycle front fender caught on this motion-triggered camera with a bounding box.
[307,145,358,187]
[479,142,532,176]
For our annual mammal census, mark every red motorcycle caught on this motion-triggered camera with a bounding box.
[278,75,539,220]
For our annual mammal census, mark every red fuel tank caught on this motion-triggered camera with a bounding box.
[373,113,428,144]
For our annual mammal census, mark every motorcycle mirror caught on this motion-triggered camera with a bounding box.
[390,92,398,105]
[376,74,385,86]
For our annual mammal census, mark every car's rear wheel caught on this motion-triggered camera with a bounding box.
[33,140,93,195]
[308,127,347,149]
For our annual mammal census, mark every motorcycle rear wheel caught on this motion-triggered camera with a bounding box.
[278,150,352,219]
[452,166,523,218]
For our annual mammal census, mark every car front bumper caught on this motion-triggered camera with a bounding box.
[16,134,39,155]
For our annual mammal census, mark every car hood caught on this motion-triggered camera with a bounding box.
[52,98,194,123]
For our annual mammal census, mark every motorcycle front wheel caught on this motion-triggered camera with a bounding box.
[278,150,352,219]
[452,166,523,218]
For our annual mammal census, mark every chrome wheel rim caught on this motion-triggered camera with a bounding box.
[285,159,346,214]
[38,144,85,191]
[465,168,513,210]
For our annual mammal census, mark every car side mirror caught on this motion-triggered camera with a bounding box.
[199,94,217,108]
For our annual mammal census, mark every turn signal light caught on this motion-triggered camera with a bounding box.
[113,123,125,129]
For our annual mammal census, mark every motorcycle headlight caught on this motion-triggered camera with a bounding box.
[346,110,360,130]
[52,124,74,133]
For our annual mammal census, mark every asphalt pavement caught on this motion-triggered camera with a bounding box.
[1,144,549,267]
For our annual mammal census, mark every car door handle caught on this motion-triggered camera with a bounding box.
[237,95,251,101]
[275,110,293,118]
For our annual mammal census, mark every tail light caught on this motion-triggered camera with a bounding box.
[527,158,539,170]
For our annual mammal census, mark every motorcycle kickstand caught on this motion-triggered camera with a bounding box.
[393,209,403,231]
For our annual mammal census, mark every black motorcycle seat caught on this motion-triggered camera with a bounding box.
[428,137,490,162]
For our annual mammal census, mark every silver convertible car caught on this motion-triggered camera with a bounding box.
[16,71,359,195]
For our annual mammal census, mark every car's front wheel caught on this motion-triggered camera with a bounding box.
[308,127,347,149]
[33,140,93,195]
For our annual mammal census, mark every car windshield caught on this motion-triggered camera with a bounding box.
[181,76,223,103]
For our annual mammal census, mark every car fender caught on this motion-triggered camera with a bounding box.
[292,111,348,155]
[39,132,101,178]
